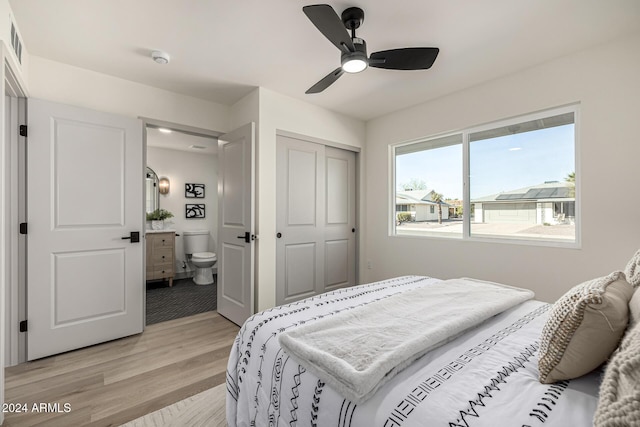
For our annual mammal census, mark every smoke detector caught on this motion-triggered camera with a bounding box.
[151,50,170,64]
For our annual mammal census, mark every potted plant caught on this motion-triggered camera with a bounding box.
[146,208,174,230]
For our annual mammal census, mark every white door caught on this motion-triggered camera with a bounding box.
[27,98,144,360]
[217,123,255,326]
[276,135,356,305]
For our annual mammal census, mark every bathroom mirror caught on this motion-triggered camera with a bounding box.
[146,167,159,214]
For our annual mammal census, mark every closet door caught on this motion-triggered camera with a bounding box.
[276,135,325,304]
[324,146,356,292]
[276,135,356,305]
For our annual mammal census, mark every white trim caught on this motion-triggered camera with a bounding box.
[140,117,223,138]
[276,129,361,153]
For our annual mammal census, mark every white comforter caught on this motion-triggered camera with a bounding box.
[226,276,599,427]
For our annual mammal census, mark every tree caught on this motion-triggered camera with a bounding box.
[431,191,444,224]
[401,178,427,191]
[565,171,575,198]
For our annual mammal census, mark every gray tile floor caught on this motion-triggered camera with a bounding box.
[145,277,217,325]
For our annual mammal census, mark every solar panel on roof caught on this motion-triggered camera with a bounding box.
[523,189,542,198]
[496,193,525,200]
[537,188,556,198]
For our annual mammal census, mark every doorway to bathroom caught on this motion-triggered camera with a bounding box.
[144,121,220,325]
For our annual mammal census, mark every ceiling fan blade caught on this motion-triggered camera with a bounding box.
[303,4,355,53]
[305,67,344,94]
[369,47,439,70]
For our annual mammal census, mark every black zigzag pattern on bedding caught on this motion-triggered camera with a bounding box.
[527,380,570,424]
[448,343,539,427]
[288,365,306,426]
[383,304,549,427]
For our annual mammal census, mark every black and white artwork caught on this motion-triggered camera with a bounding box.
[185,183,205,198]
[185,204,205,219]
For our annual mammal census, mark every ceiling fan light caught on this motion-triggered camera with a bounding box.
[342,58,367,73]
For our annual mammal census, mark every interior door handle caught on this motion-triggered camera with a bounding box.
[121,231,140,243]
[237,231,250,243]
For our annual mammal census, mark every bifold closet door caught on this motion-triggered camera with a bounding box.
[276,135,356,305]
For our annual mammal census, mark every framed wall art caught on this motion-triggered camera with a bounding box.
[185,183,205,198]
[185,204,205,219]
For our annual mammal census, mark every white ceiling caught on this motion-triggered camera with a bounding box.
[9,0,640,121]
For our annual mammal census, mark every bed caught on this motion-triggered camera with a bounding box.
[226,271,639,427]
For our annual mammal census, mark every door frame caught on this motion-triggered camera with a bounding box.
[140,117,223,313]
[275,129,361,286]
[3,52,28,369]
[1,43,29,424]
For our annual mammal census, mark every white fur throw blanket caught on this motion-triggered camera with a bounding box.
[278,277,534,404]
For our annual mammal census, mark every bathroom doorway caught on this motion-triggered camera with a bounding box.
[144,121,220,325]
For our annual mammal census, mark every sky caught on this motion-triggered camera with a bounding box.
[396,124,575,200]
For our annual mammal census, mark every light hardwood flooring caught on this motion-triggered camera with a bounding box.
[121,383,226,427]
[3,311,239,427]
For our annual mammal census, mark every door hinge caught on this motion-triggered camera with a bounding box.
[19,222,27,234]
[19,125,27,137]
[19,320,27,332]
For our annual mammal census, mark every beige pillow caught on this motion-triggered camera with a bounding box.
[593,320,640,426]
[538,271,633,384]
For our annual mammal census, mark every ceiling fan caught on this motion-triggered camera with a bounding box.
[303,4,439,94]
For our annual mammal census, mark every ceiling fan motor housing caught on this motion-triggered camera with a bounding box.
[341,37,368,71]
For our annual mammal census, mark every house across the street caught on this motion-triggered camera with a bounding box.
[396,190,451,221]
[471,181,574,225]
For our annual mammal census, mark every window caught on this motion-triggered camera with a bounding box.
[392,106,578,245]
[394,134,463,237]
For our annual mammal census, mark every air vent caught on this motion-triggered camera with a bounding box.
[189,145,206,150]
[10,22,22,64]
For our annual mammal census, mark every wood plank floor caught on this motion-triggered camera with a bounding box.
[3,311,239,427]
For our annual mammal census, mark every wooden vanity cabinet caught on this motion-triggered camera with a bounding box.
[145,231,175,286]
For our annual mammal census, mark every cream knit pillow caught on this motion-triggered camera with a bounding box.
[624,249,640,288]
[593,320,640,426]
[538,271,633,384]
[629,289,640,328]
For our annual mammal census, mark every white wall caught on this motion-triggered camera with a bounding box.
[146,146,217,276]
[230,88,366,311]
[27,56,231,132]
[364,33,640,303]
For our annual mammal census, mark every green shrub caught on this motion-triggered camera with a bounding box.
[397,212,412,223]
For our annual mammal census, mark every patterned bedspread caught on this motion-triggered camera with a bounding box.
[226,276,600,427]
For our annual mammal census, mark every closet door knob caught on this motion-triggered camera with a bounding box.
[276,232,282,238]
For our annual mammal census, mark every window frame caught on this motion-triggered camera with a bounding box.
[390,104,581,248]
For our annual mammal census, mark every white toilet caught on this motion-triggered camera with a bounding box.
[183,230,217,285]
